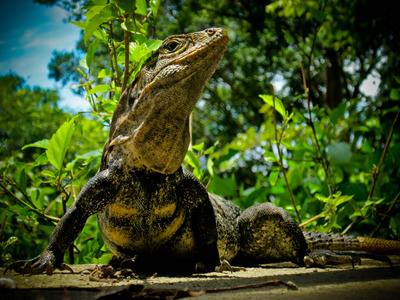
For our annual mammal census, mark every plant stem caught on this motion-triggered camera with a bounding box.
[301,59,333,199]
[270,84,301,223]
[342,108,400,235]
[121,17,131,94]
[0,181,60,223]
[109,22,121,87]
[368,108,400,199]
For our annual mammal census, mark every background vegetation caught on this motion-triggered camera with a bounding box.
[1,0,399,266]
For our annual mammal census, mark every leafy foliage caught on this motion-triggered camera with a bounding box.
[1,0,399,267]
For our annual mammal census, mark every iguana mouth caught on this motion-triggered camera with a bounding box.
[152,28,229,83]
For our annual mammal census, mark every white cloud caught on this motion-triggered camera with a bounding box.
[59,88,91,111]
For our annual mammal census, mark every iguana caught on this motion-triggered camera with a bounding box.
[6,28,400,275]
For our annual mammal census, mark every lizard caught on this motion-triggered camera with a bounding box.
[5,28,400,275]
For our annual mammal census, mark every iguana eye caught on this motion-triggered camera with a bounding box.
[165,41,180,52]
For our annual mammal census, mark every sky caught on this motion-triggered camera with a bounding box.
[0,0,380,113]
[0,0,90,111]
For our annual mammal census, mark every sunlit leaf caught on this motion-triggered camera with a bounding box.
[135,0,148,16]
[87,85,111,97]
[259,94,286,118]
[150,0,161,16]
[185,150,201,171]
[22,139,50,150]
[98,68,113,78]
[46,119,76,170]
[86,38,100,70]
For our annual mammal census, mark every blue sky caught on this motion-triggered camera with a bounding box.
[0,0,379,110]
[0,0,90,110]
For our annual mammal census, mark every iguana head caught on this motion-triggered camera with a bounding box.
[104,28,229,174]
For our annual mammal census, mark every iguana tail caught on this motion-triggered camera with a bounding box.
[303,231,400,255]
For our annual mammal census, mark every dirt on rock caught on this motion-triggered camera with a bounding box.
[1,258,400,299]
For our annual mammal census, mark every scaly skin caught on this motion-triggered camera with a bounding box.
[5,28,399,275]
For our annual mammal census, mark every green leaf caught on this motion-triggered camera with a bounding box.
[390,88,400,101]
[87,85,111,97]
[269,170,280,186]
[135,0,148,16]
[16,168,27,193]
[329,102,346,124]
[121,18,145,34]
[79,55,88,70]
[282,29,295,44]
[327,142,352,163]
[185,150,201,171]
[150,0,161,16]
[86,38,101,70]
[22,139,50,150]
[98,253,114,264]
[76,149,103,160]
[242,187,268,208]
[259,94,286,118]
[264,150,278,162]
[99,99,118,112]
[84,4,113,45]
[146,39,163,51]
[31,189,44,210]
[46,119,76,170]
[3,236,18,249]
[333,194,354,208]
[70,20,86,30]
[115,0,135,12]
[208,176,237,198]
[32,153,49,167]
[191,142,204,151]
[310,8,326,23]
[207,157,214,177]
[98,68,113,78]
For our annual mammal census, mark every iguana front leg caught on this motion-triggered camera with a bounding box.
[5,168,122,275]
[181,170,220,272]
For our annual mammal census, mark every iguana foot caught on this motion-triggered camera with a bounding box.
[304,250,392,268]
[215,259,246,272]
[4,249,73,275]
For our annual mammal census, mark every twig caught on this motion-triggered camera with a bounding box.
[109,22,121,87]
[301,59,333,199]
[121,14,131,94]
[300,204,333,227]
[206,279,298,292]
[371,192,400,237]
[342,108,400,235]
[270,84,301,223]
[368,108,400,199]
[140,10,153,25]
[0,181,59,223]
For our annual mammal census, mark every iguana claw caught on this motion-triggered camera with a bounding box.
[215,259,246,272]
[4,249,74,275]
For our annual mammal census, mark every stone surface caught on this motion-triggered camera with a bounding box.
[2,258,400,299]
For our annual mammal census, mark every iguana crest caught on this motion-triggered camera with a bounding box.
[103,28,229,174]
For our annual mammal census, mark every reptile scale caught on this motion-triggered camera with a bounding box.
[6,28,400,275]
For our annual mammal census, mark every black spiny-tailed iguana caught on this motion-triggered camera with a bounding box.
[6,28,400,275]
